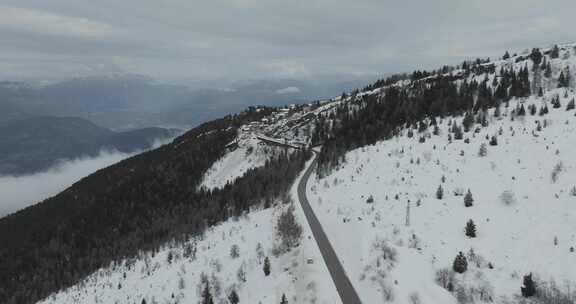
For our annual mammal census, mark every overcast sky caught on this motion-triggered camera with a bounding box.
[0,0,574,83]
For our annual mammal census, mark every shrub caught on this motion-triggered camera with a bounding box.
[435,268,455,291]
[276,205,303,253]
[551,162,564,183]
[230,244,240,259]
[535,279,576,304]
[489,136,498,146]
[500,190,516,205]
[409,292,422,304]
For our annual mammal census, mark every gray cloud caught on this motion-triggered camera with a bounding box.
[0,150,133,217]
[0,0,574,82]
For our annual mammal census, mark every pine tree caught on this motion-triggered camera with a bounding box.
[202,283,214,304]
[552,95,561,108]
[452,252,468,273]
[558,71,567,88]
[521,273,537,297]
[529,104,537,116]
[478,143,487,157]
[436,185,444,200]
[228,290,240,304]
[551,45,560,59]
[503,51,510,60]
[263,256,271,276]
[464,190,474,207]
[465,220,477,238]
[529,48,543,66]
[141,299,147,304]
[462,112,474,132]
[280,294,288,304]
[517,104,526,116]
[489,136,498,146]
[566,98,575,111]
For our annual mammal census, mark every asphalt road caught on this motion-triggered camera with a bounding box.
[298,151,362,304]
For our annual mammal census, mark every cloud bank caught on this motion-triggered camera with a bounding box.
[0,150,134,217]
[0,137,173,217]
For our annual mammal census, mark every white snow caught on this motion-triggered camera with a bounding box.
[38,156,341,304]
[200,132,287,191]
[307,91,576,303]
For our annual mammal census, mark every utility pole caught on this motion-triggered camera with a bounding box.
[405,200,410,227]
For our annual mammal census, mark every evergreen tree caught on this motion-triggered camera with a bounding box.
[263,256,271,276]
[141,299,147,304]
[503,51,510,60]
[544,62,552,78]
[462,112,474,132]
[453,252,468,273]
[464,190,474,207]
[539,104,549,116]
[202,283,214,304]
[280,294,288,304]
[529,104,537,116]
[558,71,567,88]
[517,104,526,116]
[529,48,543,67]
[551,45,560,59]
[453,124,464,140]
[465,220,477,238]
[552,95,561,108]
[521,273,537,297]
[478,143,487,157]
[436,185,444,200]
[566,98,575,111]
[228,290,240,304]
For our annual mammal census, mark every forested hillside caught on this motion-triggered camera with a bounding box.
[0,106,311,304]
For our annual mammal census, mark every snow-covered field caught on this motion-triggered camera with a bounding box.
[200,132,289,191]
[307,91,576,303]
[39,156,340,304]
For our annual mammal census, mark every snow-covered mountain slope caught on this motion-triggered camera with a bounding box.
[307,90,576,303]
[33,43,576,304]
[39,157,341,304]
[200,132,287,191]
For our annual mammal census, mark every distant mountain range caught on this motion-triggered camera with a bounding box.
[0,74,376,130]
[0,116,178,176]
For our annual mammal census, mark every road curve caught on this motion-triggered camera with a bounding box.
[298,151,362,304]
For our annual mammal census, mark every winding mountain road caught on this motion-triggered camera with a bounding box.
[298,151,362,304]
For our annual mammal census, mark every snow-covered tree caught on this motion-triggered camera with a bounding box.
[453,252,468,273]
[263,257,271,276]
[228,290,239,304]
[465,220,477,238]
[521,273,536,297]
[436,185,444,200]
[464,190,474,207]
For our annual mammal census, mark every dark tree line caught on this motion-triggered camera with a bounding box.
[314,59,534,176]
[0,106,311,304]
